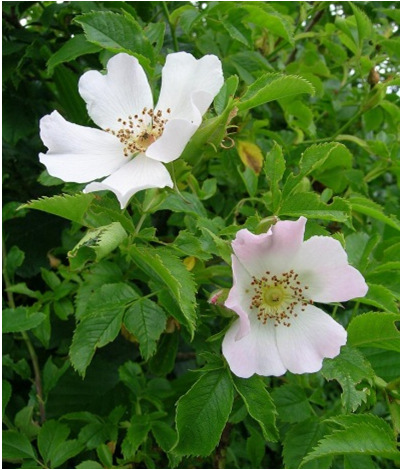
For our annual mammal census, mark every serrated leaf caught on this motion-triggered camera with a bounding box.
[70,284,138,376]
[233,375,278,441]
[152,421,177,452]
[174,369,234,456]
[38,420,83,467]
[47,34,101,73]
[271,383,314,423]
[360,283,398,314]
[121,416,151,459]
[124,299,166,360]
[283,418,332,469]
[68,222,127,270]
[2,307,45,333]
[349,195,400,231]
[279,192,351,222]
[23,193,95,225]
[129,246,197,337]
[75,11,154,71]
[302,415,399,465]
[244,5,294,44]
[348,312,399,351]
[2,430,36,461]
[350,2,373,46]
[238,74,314,112]
[322,346,375,412]
[264,141,285,212]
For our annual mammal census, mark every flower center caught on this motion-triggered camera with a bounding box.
[249,270,312,327]
[105,107,171,157]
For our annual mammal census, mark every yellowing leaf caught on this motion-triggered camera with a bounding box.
[237,141,264,174]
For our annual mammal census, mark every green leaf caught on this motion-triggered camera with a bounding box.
[174,369,234,456]
[70,283,137,376]
[76,461,104,469]
[321,346,375,412]
[124,299,166,360]
[233,375,278,441]
[23,193,95,225]
[244,5,294,44]
[149,332,179,376]
[214,75,239,115]
[37,420,83,467]
[2,307,45,333]
[121,416,152,459]
[283,418,332,469]
[264,141,285,212]
[2,380,11,415]
[302,414,399,465]
[348,312,400,352]
[2,430,36,461]
[238,74,314,112]
[47,34,101,73]
[68,222,127,270]
[350,3,373,46]
[360,283,399,314]
[152,421,177,453]
[129,246,197,337]
[38,420,69,465]
[349,195,400,231]
[279,192,351,222]
[271,383,314,423]
[75,11,154,71]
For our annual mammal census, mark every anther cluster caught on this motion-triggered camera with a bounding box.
[105,107,171,157]
[249,270,312,327]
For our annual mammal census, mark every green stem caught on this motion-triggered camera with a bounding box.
[162,1,179,52]
[2,238,46,423]
[301,109,363,145]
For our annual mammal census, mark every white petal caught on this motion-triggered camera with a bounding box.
[79,53,153,131]
[275,304,347,374]
[292,236,368,303]
[39,111,126,183]
[156,52,224,126]
[145,119,198,163]
[84,154,173,209]
[222,317,286,378]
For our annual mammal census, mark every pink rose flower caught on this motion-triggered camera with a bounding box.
[222,217,368,378]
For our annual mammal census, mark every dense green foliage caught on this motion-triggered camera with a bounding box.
[3,1,400,468]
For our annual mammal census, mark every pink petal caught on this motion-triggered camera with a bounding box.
[232,217,307,277]
[224,255,253,340]
[39,111,126,183]
[145,119,198,164]
[292,236,368,303]
[156,52,224,126]
[275,304,347,374]
[222,318,286,378]
[84,154,173,209]
[79,53,153,132]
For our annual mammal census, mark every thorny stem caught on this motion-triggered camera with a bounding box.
[162,1,179,52]
[2,238,46,423]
